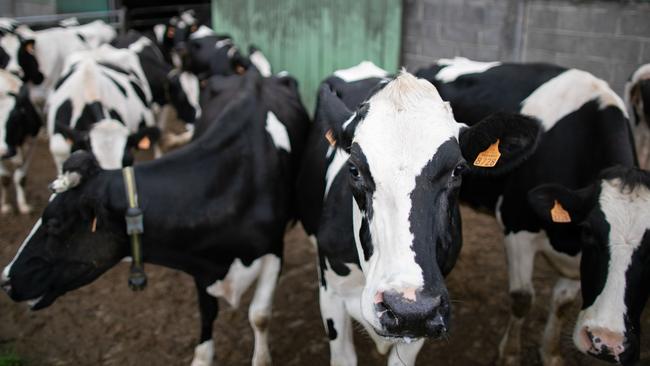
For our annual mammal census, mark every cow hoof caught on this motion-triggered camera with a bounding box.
[190,340,214,366]
[18,204,32,215]
[1,204,12,214]
[252,354,271,366]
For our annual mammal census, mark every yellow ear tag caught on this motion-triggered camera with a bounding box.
[550,200,571,223]
[138,136,151,150]
[91,217,97,233]
[473,139,501,168]
[325,129,337,147]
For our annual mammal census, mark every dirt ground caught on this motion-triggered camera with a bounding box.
[0,139,648,366]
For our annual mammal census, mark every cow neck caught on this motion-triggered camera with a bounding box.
[122,166,147,291]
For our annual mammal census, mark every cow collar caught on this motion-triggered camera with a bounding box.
[122,166,147,291]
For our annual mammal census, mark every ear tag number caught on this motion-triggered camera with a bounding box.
[473,139,501,167]
[550,200,571,223]
[91,216,97,233]
[138,136,151,150]
[325,129,337,147]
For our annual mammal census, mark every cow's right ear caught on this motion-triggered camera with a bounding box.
[50,151,101,193]
[527,183,596,225]
[317,84,355,152]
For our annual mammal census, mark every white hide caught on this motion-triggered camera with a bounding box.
[521,69,627,131]
[0,70,20,156]
[249,50,272,77]
[88,120,130,170]
[265,111,291,152]
[0,32,22,77]
[179,71,202,120]
[435,57,501,83]
[333,61,388,82]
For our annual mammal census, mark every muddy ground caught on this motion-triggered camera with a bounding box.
[0,139,648,365]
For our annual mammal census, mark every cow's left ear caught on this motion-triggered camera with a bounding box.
[128,127,161,150]
[459,112,542,176]
[527,183,597,225]
[317,84,356,152]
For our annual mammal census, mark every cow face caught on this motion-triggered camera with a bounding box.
[529,166,650,365]
[1,151,127,309]
[320,71,542,340]
[167,71,201,123]
[183,36,249,78]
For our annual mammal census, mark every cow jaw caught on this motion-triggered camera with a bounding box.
[351,72,461,339]
[89,119,129,169]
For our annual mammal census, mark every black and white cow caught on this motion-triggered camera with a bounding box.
[47,46,157,173]
[0,19,44,85]
[1,68,309,365]
[297,63,542,365]
[112,30,201,147]
[416,57,643,365]
[625,64,650,169]
[15,20,116,107]
[0,69,41,214]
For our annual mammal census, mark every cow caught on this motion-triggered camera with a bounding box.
[14,20,116,108]
[0,19,44,85]
[112,30,201,149]
[0,69,41,214]
[625,64,650,169]
[416,57,642,365]
[1,68,310,366]
[297,63,542,366]
[152,10,210,69]
[46,45,157,173]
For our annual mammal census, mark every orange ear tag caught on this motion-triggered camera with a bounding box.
[550,200,571,223]
[91,217,97,233]
[473,139,501,168]
[138,136,151,150]
[325,129,337,147]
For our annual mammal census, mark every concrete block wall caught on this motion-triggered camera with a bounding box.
[402,0,650,95]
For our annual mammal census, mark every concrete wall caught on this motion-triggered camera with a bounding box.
[402,0,650,94]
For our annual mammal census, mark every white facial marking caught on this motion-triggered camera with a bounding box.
[521,69,627,131]
[188,25,216,40]
[89,119,129,170]
[324,148,349,199]
[265,111,291,152]
[574,178,650,350]
[179,71,201,120]
[435,57,500,83]
[333,61,388,82]
[127,36,152,53]
[215,39,232,49]
[153,24,165,44]
[3,218,42,280]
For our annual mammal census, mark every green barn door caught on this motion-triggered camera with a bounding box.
[212,0,402,112]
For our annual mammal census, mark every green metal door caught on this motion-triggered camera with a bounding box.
[212,0,402,112]
[57,0,109,13]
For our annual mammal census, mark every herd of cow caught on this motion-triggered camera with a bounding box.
[0,10,648,366]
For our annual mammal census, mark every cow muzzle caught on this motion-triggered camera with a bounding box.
[374,288,450,339]
[577,325,628,363]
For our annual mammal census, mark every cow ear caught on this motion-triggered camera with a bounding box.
[459,112,542,176]
[527,183,596,225]
[128,127,161,150]
[50,151,100,193]
[316,84,355,152]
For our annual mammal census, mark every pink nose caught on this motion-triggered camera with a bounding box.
[582,326,626,361]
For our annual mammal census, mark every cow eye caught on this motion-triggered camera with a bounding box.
[451,163,467,178]
[349,163,360,179]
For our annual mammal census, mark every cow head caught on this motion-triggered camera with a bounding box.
[319,71,541,340]
[183,35,250,79]
[0,75,41,159]
[167,70,201,123]
[528,166,650,365]
[55,118,160,170]
[1,150,128,309]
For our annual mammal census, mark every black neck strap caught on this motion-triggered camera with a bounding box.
[122,166,147,291]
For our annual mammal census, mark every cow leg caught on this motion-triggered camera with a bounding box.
[320,283,357,366]
[248,254,281,366]
[192,279,219,366]
[539,278,580,366]
[50,134,71,174]
[0,162,11,214]
[387,339,425,366]
[14,143,35,214]
[498,230,540,366]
